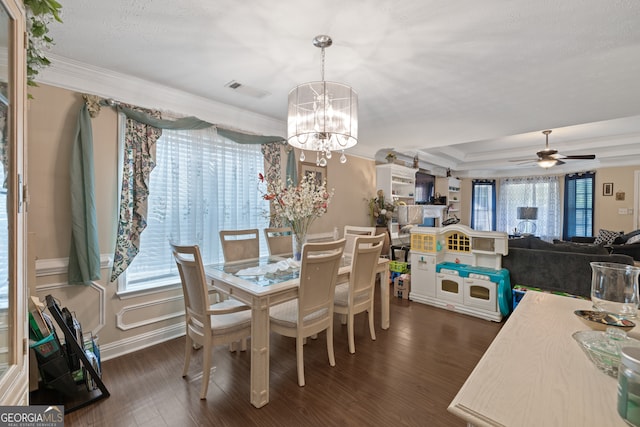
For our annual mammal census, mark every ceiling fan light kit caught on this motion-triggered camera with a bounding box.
[510,130,597,169]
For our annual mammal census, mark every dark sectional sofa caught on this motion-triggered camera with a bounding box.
[503,236,635,298]
[571,230,640,261]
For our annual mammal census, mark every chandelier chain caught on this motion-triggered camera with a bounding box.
[321,47,325,81]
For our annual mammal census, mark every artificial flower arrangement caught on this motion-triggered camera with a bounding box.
[259,172,334,259]
[368,189,396,227]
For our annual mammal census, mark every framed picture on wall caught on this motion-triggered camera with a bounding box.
[603,182,613,196]
[299,162,327,186]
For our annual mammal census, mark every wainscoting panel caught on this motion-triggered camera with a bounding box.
[116,296,184,331]
[34,281,106,336]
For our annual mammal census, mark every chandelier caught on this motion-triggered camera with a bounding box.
[287,35,358,166]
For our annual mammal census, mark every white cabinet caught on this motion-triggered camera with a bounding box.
[447,177,461,218]
[376,164,417,205]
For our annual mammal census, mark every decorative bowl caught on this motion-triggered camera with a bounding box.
[573,328,640,377]
[574,309,636,332]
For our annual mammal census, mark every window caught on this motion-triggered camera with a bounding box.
[471,180,496,231]
[497,176,561,241]
[120,126,270,293]
[563,172,594,240]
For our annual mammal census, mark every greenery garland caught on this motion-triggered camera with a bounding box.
[23,0,62,88]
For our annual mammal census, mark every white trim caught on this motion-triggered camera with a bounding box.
[34,281,107,336]
[35,254,112,277]
[37,54,286,138]
[115,295,184,331]
[99,322,185,362]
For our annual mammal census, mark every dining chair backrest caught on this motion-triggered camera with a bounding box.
[298,239,346,323]
[343,225,376,258]
[171,243,209,328]
[219,229,260,262]
[349,234,385,299]
[264,227,293,257]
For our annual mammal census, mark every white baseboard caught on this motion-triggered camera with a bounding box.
[99,322,185,362]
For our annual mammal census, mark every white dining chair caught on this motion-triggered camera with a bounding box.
[219,229,260,262]
[343,225,376,260]
[333,234,385,354]
[171,243,251,399]
[269,239,345,386]
[264,227,293,257]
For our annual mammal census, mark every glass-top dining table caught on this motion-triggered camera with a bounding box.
[204,255,390,408]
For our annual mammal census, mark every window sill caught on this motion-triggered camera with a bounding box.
[116,278,182,300]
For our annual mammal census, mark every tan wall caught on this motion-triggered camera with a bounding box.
[594,165,638,233]
[27,83,377,359]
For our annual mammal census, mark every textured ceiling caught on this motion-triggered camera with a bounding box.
[43,0,640,176]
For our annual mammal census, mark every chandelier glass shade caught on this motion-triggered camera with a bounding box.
[287,35,358,166]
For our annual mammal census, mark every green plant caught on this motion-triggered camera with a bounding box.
[23,0,63,88]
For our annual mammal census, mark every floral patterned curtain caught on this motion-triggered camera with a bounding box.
[110,106,163,282]
[262,142,282,227]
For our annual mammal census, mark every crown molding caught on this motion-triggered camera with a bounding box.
[36,54,286,137]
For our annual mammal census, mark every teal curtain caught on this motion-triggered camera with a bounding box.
[68,104,101,284]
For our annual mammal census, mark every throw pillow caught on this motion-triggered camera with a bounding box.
[627,234,640,245]
[620,229,640,244]
[593,229,622,246]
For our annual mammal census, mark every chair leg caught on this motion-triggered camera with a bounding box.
[183,333,192,377]
[200,345,212,399]
[296,337,305,387]
[340,313,347,325]
[348,313,356,354]
[240,337,247,352]
[327,322,336,367]
[368,307,376,341]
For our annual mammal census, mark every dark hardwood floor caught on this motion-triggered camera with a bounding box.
[61,287,503,426]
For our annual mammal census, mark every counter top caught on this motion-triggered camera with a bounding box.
[448,291,633,426]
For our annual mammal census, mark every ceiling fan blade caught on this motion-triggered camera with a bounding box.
[555,159,566,165]
[509,158,536,163]
[562,154,596,160]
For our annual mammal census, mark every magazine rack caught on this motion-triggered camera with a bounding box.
[31,295,110,413]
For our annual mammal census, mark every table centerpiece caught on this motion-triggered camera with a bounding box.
[259,172,334,260]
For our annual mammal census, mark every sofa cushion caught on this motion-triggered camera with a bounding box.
[527,238,556,251]
[552,242,609,255]
[593,229,622,245]
[507,236,537,249]
[627,234,640,245]
[617,229,640,244]
[503,247,634,298]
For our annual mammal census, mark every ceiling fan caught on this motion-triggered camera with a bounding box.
[512,130,596,168]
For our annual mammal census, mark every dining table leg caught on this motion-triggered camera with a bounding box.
[250,296,270,408]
